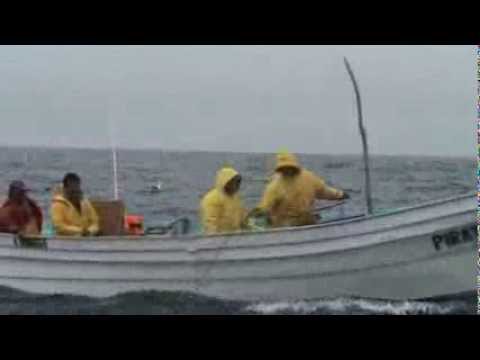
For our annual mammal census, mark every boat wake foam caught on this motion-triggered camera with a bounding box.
[245,297,470,315]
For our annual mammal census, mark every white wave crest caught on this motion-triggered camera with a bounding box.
[245,298,458,315]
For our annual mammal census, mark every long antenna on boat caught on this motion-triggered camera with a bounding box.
[343,57,373,215]
[108,103,119,200]
[112,143,119,200]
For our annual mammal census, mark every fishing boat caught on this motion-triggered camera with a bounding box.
[0,58,475,301]
[0,192,476,301]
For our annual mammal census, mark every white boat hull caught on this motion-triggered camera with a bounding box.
[0,194,476,301]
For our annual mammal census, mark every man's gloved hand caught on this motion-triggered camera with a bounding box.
[341,191,350,200]
[248,207,266,218]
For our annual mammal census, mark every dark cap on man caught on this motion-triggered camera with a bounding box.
[9,180,30,193]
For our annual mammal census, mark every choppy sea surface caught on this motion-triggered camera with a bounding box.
[0,146,476,315]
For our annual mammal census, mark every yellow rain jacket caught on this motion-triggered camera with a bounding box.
[200,167,247,235]
[50,186,100,236]
[257,152,344,227]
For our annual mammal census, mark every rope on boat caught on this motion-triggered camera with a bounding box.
[192,231,237,292]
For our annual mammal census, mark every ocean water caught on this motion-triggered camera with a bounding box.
[0,146,476,315]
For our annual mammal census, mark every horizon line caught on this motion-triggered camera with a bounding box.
[0,144,475,160]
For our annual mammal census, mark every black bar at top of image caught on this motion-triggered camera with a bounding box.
[1,2,478,44]
[0,19,477,44]
[0,31,477,45]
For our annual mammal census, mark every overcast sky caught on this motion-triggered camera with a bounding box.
[0,45,476,157]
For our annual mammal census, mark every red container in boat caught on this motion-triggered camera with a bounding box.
[124,215,144,235]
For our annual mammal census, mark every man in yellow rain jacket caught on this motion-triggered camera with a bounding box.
[252,151,349,228]
[50,173,99,236]
[200,167,248,235]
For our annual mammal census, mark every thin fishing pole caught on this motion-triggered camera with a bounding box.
[108,100,119,200]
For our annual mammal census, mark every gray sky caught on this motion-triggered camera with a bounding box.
[0,45,476,157]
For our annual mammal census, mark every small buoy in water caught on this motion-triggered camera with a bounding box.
[150,181,163,193]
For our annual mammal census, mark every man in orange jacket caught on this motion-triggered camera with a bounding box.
[0,180,43,235]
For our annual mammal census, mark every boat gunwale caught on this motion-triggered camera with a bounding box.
[0,207,474,256]
[0,193,474,253]
[0,213,474,263]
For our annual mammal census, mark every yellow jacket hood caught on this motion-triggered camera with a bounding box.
[275,151,301,172]
[215,167,240,192]
[51,185,68,204]
[200,166,246,235]
[51,185,85,208]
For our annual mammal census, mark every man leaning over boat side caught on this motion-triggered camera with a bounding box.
[199,166,250,235]
[250,151,349,228]
[50,172,100,237]
[0,180,43,235]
